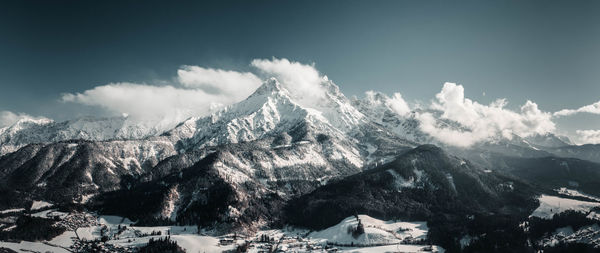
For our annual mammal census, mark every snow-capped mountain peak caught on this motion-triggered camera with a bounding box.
[165,77,369,151]
[247,77,288,98]
[523,132,572,148]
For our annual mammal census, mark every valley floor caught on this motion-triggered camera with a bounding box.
[0,210,443,253]
[3,190,600,252]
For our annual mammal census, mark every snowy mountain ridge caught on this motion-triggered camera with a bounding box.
[0,76,584,162]
[0,77,389,216]
[0,116,169,156]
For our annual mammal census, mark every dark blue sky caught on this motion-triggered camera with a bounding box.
[1,0,599,134]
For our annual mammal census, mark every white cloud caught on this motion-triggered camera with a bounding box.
[417,82,555,147]
[388,93,411,116]
[416,112,487,147]
[251,58,328,105]
[576,130,600,144]
[61,82,235,129]
[363,91,411,116]
[177,66,261,100]
[554,101,600,117]
[0,111,51,128]
[61,65,265,130]
[62,59,337,131]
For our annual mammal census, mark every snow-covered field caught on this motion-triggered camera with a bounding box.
[30,200,53,211]
[104,233,234,253]
[528,194,600,249]
[0,208,24,214]
[531,195,600,219]
[309,215,428,246]
[339,244,441,253]
[305,215,443,252]
[0,241,70,253]
[73,215,238,253]
[47,231,78,248]
[0,212,238,253]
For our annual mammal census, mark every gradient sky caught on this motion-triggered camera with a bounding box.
[1,0,600,139]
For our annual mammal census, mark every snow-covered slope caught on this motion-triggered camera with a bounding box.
[0,116,165,156]
[159,77,409,174]
[0,77,417,219]
[530,195,600,219]
[351,92,431,144]
[165,78,366,152]
[309,215,428,246]
[0,78,576,166]
[285,144,538,231]
[524,133,572,148]
[104,135,371,228]
[543,144,600,164]
[0,139,176,204]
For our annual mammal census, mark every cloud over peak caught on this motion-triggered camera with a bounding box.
[576,130,600,144]
[60,58,330,130]
[417,82,555,147]
[251,58,328,104]
[177,66,262,100]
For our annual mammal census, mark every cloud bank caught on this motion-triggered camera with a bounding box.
[61,65,265,129]
[61,83,233,128]
[416,82,555,147]
[576,130,600,144]
[177,66,262,100]
[554,100,600,117]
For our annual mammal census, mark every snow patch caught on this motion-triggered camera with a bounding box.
[530,195,600,219]
[0,241,70,253]
[31,200,53,210]
[0,208,25,214]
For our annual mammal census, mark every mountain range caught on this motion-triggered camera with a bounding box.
[1,76,600,251]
